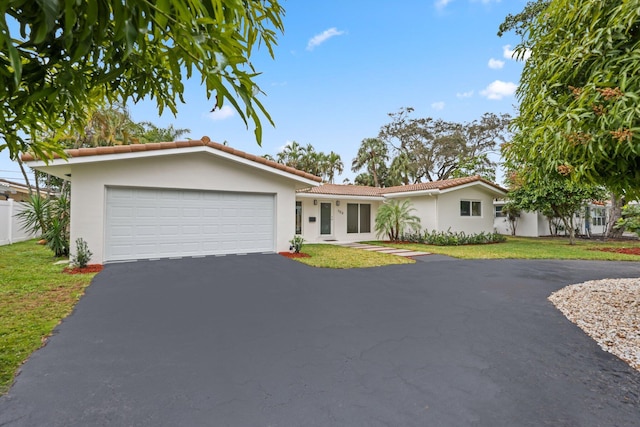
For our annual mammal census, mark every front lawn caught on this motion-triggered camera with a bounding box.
[291,244,414,268]
[368,236,640,261]
[0,240,97,395]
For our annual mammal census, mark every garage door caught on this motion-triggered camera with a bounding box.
[105,187,275,261]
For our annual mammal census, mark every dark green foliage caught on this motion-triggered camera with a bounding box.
[71,238,93,268]
[503,0,640,196]
[379,108,510,183]
[1,0,284,159]
[17,189,70,257]
[276,142,343,183]
[401,229,507,246]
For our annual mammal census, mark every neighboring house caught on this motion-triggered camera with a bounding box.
[1,179,32,202]
[296,176,507,243]
[23,137,321,264]
[0,179,56,246]
[493,200,610,237]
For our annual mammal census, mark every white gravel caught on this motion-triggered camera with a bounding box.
[549,278,640,371]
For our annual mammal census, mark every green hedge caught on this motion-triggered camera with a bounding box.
[400,229,507,246]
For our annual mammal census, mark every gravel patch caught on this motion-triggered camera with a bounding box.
[549,278,640,371]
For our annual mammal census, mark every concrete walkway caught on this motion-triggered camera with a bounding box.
[335,242,431,257]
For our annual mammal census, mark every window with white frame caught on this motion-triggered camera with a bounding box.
[460,200,482,217]
[347,203,371,233]
[495,205,505,218]
[592,207,605,226]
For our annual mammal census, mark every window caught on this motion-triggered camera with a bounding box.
[347,204,359,233]
[295,201,302,234]
[460,200,482,217]
[592,207,605,226]
[347,203,371,233]
[360,204,371,233]
[495,205,505,218]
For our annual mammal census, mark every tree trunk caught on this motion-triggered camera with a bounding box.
[562,216,576,245]
[17,158,33,195]
[606,192,625,238]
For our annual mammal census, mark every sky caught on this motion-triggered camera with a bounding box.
[0,0,529,186]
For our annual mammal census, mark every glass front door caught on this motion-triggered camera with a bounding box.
[320,203,331,235]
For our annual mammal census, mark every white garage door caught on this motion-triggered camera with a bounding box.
[105,187,275,261]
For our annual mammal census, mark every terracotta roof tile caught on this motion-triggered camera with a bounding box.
[298,176,506,197]
[21,136,322,183]
[298,184,384,197]
[380,175,506,194]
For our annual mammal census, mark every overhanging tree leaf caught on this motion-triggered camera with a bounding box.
[0,0,284,160]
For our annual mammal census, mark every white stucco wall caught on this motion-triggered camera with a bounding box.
[436,187,497,234]
[404,195,438,232]
[68,152,307,263]
[296,197,382,243]
[493,207,544,237]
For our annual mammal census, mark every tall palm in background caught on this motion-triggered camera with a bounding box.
[351,138,389,187]
[325,151,343,183]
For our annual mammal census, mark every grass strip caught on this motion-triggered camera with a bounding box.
[366,236,640,261]
[0,240,97,395]
[292,244,414,268]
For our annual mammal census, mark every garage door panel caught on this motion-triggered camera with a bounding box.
[105,188,275,261]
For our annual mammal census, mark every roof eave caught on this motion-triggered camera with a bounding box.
[296,193,385,201]
[24,145,322,187]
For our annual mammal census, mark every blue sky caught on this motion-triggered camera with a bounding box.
[0,0,528,185]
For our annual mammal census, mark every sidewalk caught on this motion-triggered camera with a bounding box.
[334,242,431,258]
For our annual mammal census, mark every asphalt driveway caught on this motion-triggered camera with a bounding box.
[1,254,639,426]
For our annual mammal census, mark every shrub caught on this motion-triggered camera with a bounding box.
[289,235,304,253]
[400,228,506,246]
[375,199,421,242]
[71,238,93,268]
[17,190,70,257]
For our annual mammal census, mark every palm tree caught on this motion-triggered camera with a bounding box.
[140,122,191,142]
[351,138,389,187]
[389,150,418,186]
[374,199,421,242]
[325,151,344,183]
[277,141,303,169]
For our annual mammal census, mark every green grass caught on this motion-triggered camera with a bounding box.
[0,240,97,395]
[293,244,414,268]
[366,236,640,261]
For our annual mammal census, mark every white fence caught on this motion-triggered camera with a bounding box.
[0,199,35,246]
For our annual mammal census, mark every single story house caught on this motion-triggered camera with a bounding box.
[24,138,507,263]
[23,137,321,264]
[493,200,610,237]
[296,176,507,243]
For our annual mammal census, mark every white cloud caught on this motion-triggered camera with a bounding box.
[306,28,345,51]
[503,44,531,61]
[488,58,505,69]
[207,105,235,121]
[435,0,453,10]
[431,101,445,111]
[456,90,474,99]
[480,80,517,100]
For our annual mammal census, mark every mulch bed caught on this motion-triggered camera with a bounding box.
[278,252,311,259]
[63,264,104,274]
[595,247,640,256]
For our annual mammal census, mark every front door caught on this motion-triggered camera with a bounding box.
[320,202,331,235]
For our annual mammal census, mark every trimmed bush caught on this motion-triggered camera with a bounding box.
[400,228,506,246]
